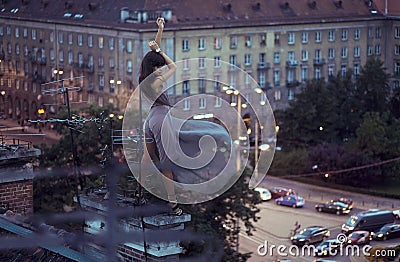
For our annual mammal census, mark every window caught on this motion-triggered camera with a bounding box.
[273,52,280,64]
[288,88,294,101]
[78,34,83,46]
[354,46,360,57]
[109,57,115,68]
[15,27,19,38]
[395,62,400,75]
[328,30,335,42]
[15,44,20,55]
[301,50,308,61]
[24,45,28,56]
[328,64,335,76]
[244,54,252,66]
[368,27,373,38]
[6,26,11,36]
[341,47,348,58]
[229,55,236,67]
[230,36,238,48]
[214,37,221,49]
[328,48,335,59]
[396,27,400,38]
[301,66,308,82]
[274,90,281,101]
[198,79,206,93]
[214,56,221,68]
[109,77,115,93]
[199,98,206,109]
[99,75,104,91]
[58,32,63,43]
[0,26,3,36]
[368,45,373,56]
[354,63,360,76]
[198,57,206,68]
[260,34,266,46]
[183,100,190,111]
[127,60,133,73]
[273,70,280,86]
[126,40,132,53]
[354,28,360,40]
[314,67,321,80]
[258,71,266,88]
[109,38,114,50]
[259,53,266,65]
[59,50,64,62]
[198,38,206,50]
[301,32,308,43]
[315,49,321,60]
[68,51,73,64]
[288,51,295,61]
[98,56,104,68]
[98,97,104,107]
[287,69,294,84]
[183,81,190,95]
[229,74,236,88]
[78,53,84,67]
[50,49,55,61]
[375,45,381,55]
[98,36,104,49]
[395,45,400,55]
[182,39,189,51]
[50,31,54,42]
[315,31,322,42]
[88,55,94,69]
[183,58,190,70]
[245,35,252,47]
[274,33,280,45]
[245,74,251,86]
[341,29,348,41]
[68,33,73,45]
[375,27,381,38]
[88,35,93,47]
[214,76,220,92]
[341,64,347,78]
[215,97,222,108]
[32,29,36,40]
[288,33,295,45]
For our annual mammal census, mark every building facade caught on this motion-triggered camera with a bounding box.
[0,0,399,124]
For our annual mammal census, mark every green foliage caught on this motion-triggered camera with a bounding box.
[181,168,261,261]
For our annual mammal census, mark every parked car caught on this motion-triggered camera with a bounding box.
[393,210,400,219]
[331,198,353,209]
[315,201,351,215]
[270,187,296,199]
[373,223,400,241]
[314,238,342,257]
[275,194,305,208]
[254,187,272,201]
[346,230,372,244]
[290,226,330,246]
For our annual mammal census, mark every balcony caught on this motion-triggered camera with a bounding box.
[286,80,300,88]
[393,72,400,79]
[257,62,271,70]
[286,60,298,67]
[85,65,94,73]
[73,62,85,69]
[313,58,326,65]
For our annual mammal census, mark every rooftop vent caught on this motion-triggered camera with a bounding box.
[365,0,373,7]
[88,2,98,11]
[223,3,232,12]
[333,0,343,8]
[65,1,73,10]
[308,0,316,9]
[41,0,49,8]
[279,2,289,10]
[22,0,30,5]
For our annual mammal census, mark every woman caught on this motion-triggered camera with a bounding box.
[139,18,182,215]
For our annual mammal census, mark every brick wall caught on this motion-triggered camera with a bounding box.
[0,179,33,215]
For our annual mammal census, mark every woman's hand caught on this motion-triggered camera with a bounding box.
[149,40,160,51]
[156,17,165,29]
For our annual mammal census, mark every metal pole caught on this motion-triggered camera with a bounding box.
[237,94,241,172]
[255,120,259,177]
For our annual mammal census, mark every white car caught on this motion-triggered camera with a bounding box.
[393,209,400,219]
[254,187,272,201]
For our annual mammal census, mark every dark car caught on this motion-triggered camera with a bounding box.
[270,187,296,199]
[331,198,353,209]
[373,223,400,241]
[290,226,330,246]
[275,194,305,208]
[315,201,351,215]
[314,238,342,257]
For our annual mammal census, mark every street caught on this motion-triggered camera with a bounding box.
[239,176,400,262]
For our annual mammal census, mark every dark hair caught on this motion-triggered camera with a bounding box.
[139,51,166,83]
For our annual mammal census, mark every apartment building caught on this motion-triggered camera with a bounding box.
[0,0,399,126]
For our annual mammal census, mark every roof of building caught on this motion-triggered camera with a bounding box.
[0,0,391,32]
